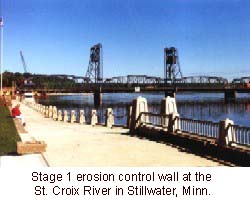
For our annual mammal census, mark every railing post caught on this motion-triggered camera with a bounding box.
[105,108,114,128]
[40,105,44,114]
[52,106,58,120]
[64,110,69,122]
[44,106,49,118]
[49,105,53,118]
[168,113,180,133]
[58,110,63,121]
[91,109,98,126]
[161,96,178,129]
[218,118,235,146]
[71,110,76,123]
[129,96,148,131]
[79,110,86,124]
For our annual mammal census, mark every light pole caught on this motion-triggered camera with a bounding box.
[0,16,3,94]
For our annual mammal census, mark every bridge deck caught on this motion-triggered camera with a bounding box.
[20,85,250,94]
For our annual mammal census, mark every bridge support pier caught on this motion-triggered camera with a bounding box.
[224,90,237,103]
[165,90,176,98]
[94,92,102,107]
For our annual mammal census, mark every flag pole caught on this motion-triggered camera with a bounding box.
[0,16,3,94]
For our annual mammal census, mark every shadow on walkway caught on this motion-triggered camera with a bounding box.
[121,131,250,167]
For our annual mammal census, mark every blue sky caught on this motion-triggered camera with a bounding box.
[1,0,250,79]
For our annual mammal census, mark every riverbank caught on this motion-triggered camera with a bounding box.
[9,100,224,167]
[0,98,20,156]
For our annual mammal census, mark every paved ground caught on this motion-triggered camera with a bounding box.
[1,101,223,167]
[0,154,48,167]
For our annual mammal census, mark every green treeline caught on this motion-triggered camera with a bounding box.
[2,71,79,89]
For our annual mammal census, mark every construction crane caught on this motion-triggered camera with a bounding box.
[19,50,33,87]
[20,50,28,73]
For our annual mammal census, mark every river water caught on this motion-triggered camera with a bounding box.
[38,93,250,127]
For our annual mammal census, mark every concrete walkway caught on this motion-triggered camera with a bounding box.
[0,154,48,167]
[1,101,223,167]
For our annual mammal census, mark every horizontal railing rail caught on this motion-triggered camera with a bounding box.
[136,112,170,128]
[136,112,220,139]
[229,124,250,146]
[177,117,220,139]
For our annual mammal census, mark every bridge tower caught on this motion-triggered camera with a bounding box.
[164,47,182,83]
[85,43,103,106]
[85,43,103,83]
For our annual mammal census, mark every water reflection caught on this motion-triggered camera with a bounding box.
[38,93,250,126]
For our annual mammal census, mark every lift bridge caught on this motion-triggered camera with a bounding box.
[82,44,228,86]
[21,44,250,104]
